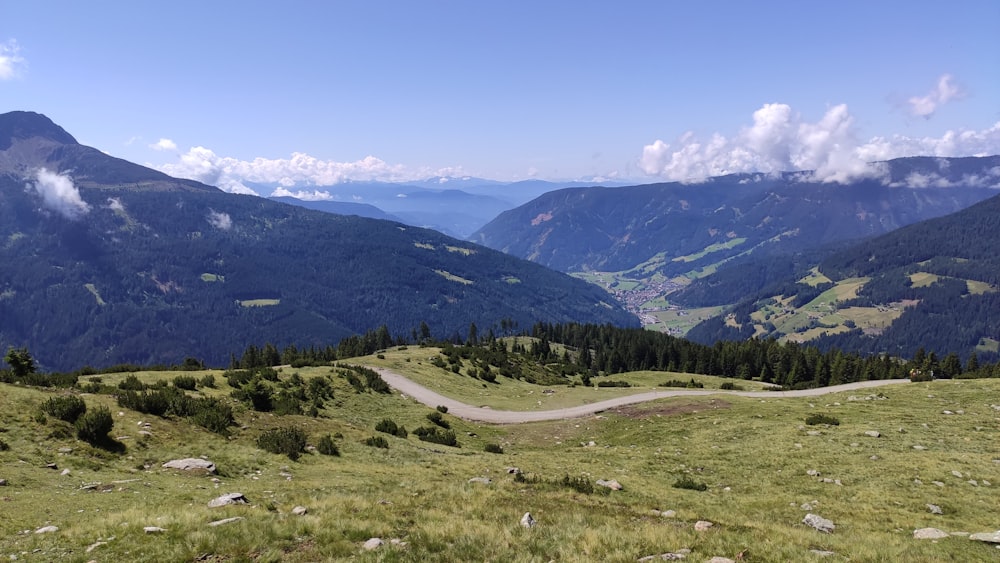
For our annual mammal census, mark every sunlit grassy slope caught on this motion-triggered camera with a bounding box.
[1,352,998,561]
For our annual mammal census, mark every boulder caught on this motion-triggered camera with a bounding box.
[0,478,7,486]
[291,506,308,516]
[969,530,1000,544]
[163,458,217,474]
[468,477,492,485]
[34,525,59,534]
[144,526,167,534]
[520,512,536,528]
[927,504,943,515]
[596,479,623,491]
[864,431,881,438]
[694,520,714,532]
[208,492,249,508]
[707,558,735,563]
[638,553,687,561]
[803,513,835,533]
[913,528,949,539]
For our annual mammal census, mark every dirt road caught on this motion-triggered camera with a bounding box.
[373,368,911,424]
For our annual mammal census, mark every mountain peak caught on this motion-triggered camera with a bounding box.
[0,111,78,150]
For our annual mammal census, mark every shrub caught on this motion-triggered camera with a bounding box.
[805,414,840,426]
[191,398,234,435]
[484,443,503,454]
[426,411,450,428]
[719,381,744,391]
[436,405,448,414]
[199,374,216,388]
[560,474,595,494]
[597,380,631,388]
[317,435,340,456]
[365,436,389,449]
[375,418,408,438]
[117,390,169,416]
[257,427,307,460]
[672,475,708,491]
[75,406,114,444]
[173,375,197,390]
[413,426,458,447]
[41,395,87,423]
[118,374,146,391]
[0,438,9,451]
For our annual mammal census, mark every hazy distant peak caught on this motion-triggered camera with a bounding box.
[0,111,78,149]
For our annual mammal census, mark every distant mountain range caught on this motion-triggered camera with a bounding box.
[0,111,637,371]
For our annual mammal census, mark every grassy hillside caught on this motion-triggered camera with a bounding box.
[2,350,998,561]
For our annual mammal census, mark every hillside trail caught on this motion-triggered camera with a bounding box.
[372,368,911,424]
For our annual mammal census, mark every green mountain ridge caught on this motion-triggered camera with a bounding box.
[0,111,637,371]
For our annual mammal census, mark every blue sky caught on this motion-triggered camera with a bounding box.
[2,1,999,195]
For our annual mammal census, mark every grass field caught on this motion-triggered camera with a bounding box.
[1,354,998,561]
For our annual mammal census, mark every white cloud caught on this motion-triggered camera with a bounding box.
[908,74,964,118]
[149,138,177,151]
[0,39,25,80]
[27,168,90,220]
[641,103,1000,184]
[270,187,334,201]
[107,197,125,211]
[207,210,232,230]
[158,146,465,195]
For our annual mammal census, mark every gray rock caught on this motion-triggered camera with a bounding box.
[60,469,71,476]
[913,445,927,450]
[34,525,59,534]
[291,506,308,516]
[927,504,943,515]
[932,481,945,487]
[520,512,536,528]
[58,447,73,453]
[363,537,384,550]
[0,479,7,486]
[144,526,167,534]
[208,492,248,508]
[864,430,881,438]
[969,530,1000,543]
[596,479,623,491]
[637,553,686,561]
[806,469,821,476]
[951,470,963,478]
[809,550,835,557]
[45,463,58,470]
[163,458,217,474]
[468,477,492,485]
[802,513,834,533]
[85,541,108,553]
[661,509,677,518]
[207,517,244,527]
[694,520,714,532]
[913,527,949,539]
[707,558,734,563]
[506,467,521,475]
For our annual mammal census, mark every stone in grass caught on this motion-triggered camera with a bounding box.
[144,526,167,534]
[810,550,836,557]
[864,430,881,438]
[596,479,623,491]
[363,538,385,550]
[638,550,689,561]
[913,528,949,539]
[803,513,835,533]
[969,531,1000,544]
[208,492,249,508]
[707,558,735,563]
[927,504,943,515]
[34,525,59,534]
[520,512,537,529]
[694,520,714,532]
[291,506,308,516]
[162,458,217,474]
[468,477,492,485]
[0,478,7,486]
[208,517,244,527]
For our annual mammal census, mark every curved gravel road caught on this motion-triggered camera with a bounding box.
[373,368,911,424]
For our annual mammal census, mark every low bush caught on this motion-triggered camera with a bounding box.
[41,395,87,423]
[426,411,450,428]
[375,418,408,438]
[436,405,448,414]
[672,475,708,491]
[317,435,340,456]
[190,398,234,435]
[805,413,840,426]
[118,374,146,391]
[719,381,744,390]
[199,374,216,388]
[75,406,114,444]
[257,427,307,460]
[365,436,389,449]
[560,474,595,494]
[413,426,459,447]
[597,380,631,388]
[0,438,9,451]
[484,443,503,454]
[173,375,197,390]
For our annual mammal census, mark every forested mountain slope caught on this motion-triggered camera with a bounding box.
[0,111,637,371]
